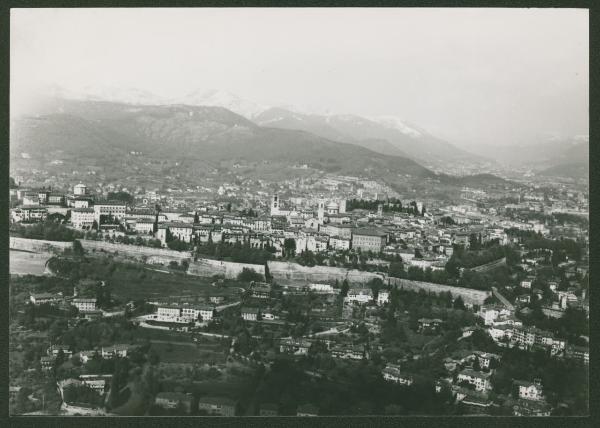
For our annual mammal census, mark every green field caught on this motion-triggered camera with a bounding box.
[149,340,227,365]
[53,255,244,302]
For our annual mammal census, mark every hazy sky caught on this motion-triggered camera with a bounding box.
[11,8,588,148]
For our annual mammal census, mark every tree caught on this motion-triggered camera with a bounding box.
[453,296,466,311]
[469,234,480,251]
[283,238,296,258]
[237,268,264,282]
[73,239,85,257]
[341,280,349,297]
[389,261,405,278]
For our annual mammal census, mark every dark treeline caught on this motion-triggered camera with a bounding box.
[346,198,424,215]
[195,240,275,265]
[10,222,85,242]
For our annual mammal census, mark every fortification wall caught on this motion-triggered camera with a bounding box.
[10,237,71,253]
[80,240,189,261]
[267,261,382,285]
[469,257,507,273]
[387,277,490,306]
[188,259,266,279]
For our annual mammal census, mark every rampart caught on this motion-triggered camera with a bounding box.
[267,261,383,285]
[187,258,265,279]
[387,277,491,306]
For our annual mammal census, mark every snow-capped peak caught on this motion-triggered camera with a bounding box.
[176,89,267,119]
[370,115,423,138]
[46,83,169,106]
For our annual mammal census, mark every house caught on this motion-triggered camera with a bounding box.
[11,206,48,223]
[259,403,279,416]
[308,283,335,294]
[457,368,492,392]
[565,344,589,365]
[72,298,97,312]
[329,236,351,250]
[197,396,236,416]
[352,229,387,253]
[71,208,96,229]
[93,201,127,224]
[320,223,353,239]
[478,305,512,326]
[29,292,59,306]
[417,318,443,334]
[345,287,373,304]
[471,351,501,369]
[516,294,531,304]
[250,281,271,299]
[101,344,132,359]
[377,290,390,305]
[520,278,534,289]
[133,218,155,234]
[279,338,312,355]
[241,307,260,321]
[40,355,56,370]
[79,374,112,395]
[331,344,365,360]
[155,392,193,413]
[382,363,414,385]
[79,350,99,364]
[296,403,319,416]
[512,398,552,416]
[515,379,544,401]
[156,305,214,323]
[47,345,73,358]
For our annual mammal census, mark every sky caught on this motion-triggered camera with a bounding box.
[11,8,588,149]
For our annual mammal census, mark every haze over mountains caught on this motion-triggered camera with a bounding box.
[11,97,438,187]
[18,85,479,167]
[12,85,588,181]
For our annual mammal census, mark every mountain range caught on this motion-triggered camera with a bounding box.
[11,85,587,184]
[11,98,439,185]
[25,85,478,169]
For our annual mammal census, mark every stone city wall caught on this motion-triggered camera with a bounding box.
[387,277,491,306]
[267,261,383,285]
[188,258,266,279]
[9,237,71,253]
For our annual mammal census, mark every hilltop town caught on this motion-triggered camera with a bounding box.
[8,171,589,416]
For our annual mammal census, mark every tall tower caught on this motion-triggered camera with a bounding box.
[270,194,280,216]
[317,200,325,224]
[377,204,383,217]
[339,199,347,214]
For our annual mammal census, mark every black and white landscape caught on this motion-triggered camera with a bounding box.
[9,8,588,417]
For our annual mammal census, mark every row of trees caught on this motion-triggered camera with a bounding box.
[195,240,275,265]
[10,221,85,242]
[346,198,425,216]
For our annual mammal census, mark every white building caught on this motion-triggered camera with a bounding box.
[382,364,413,385]
[74,183,87,196]
[156,305,214,323]
[516,379,544,401]
[133,219,155,234]
[457,369,492,392]
[72,298,97,312]
[377,290,390,306]
[309,283,335,294]
[93,202,127,224]
[345,288,374,304]
[71,208,95,229]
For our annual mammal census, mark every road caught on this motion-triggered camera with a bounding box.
[491,286,515,311]
[215,301,241,312]
[308,324,351,338]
